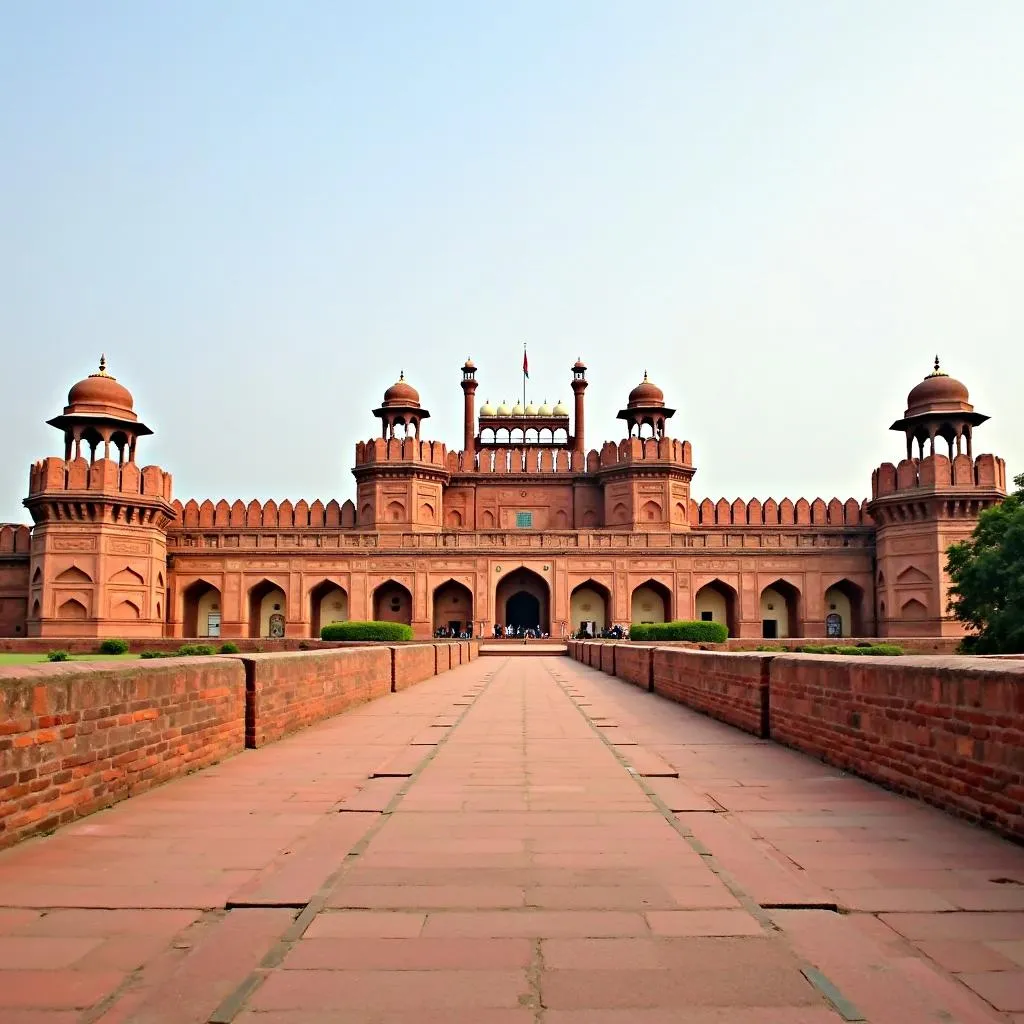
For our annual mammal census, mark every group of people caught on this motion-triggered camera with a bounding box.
[434,625,473,639]
[570,623,628,640]
[492,623,548,640]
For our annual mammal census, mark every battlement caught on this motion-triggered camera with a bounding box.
[689,495,871,528]
[27,456,173,503]
[354,437,449,468]
[171,497,359,530]
[0,524,30,554]
[871,453,1006,500]
[447,436,694,475]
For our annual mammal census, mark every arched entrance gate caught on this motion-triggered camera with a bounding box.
[494,568,550,633]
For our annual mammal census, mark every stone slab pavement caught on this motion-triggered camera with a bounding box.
[0,655,1021,1022]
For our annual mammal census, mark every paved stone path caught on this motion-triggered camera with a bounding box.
[1,655,1023,1022]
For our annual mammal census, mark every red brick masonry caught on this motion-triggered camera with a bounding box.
[570,642,1024,841]
[0,641,479,849]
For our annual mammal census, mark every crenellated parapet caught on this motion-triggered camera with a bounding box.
[354,437,449,469]
[871,453,1006,500]
[171,496,358,531]
[0,525,31,554]
[26,457,175,526]
[690,495,870,528]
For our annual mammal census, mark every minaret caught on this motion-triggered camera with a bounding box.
[24,357,176,637]
[460,358,478,465]
[571,358,588,455]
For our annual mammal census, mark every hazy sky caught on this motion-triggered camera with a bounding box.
[2,2,1022,524]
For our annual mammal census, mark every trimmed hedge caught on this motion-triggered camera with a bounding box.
[630,620,729,643]
[219,642,240,654]
[797,643,904,656]
[99,638,130,654]
[321,620,414,642]
[46,650,70,662]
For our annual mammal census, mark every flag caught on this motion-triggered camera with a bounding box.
[523,349,529,378]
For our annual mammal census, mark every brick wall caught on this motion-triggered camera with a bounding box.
[600,643,616,675]
[241,648,393,747]
[614,645,654,691]
[653,649,770,737]
[0,658,245,849]
[768,655,1024,839]
[393,644,437,693]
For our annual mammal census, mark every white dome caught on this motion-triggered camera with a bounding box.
[479,399,496,416]
[537,401,552,416]
[525,402,537,416]
[496,400,511,415]
[553,400,569,416]
[512,402,525,415]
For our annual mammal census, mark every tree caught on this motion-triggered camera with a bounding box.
[946,473,1024,653]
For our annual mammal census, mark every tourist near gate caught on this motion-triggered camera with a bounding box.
[0,354,1007,642]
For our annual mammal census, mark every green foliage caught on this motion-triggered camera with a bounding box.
[46,650,70,662]
[755,644,787,652]
[98,638,130,655]
[140,650,174,659]
[797,643,904,656]
[629,620,729,643]
[321,621,414,641]
[176,643,217,657]
[218,642,240,654]
[947,473,1024,654]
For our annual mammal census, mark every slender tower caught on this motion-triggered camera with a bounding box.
[571,358,588,455]
[460,358,478,466]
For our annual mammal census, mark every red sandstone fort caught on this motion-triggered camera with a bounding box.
[0,355,1007,641]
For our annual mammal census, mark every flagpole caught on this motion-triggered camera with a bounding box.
[523,343,526,409]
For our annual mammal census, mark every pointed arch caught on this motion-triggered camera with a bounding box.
[373,580,413,625]
[630,579,672,624]
[432,578,473,634]
[495,567,550,634]
[570,578,611,635]
[309,580,349,637]
[248,578,287,638]
[109,566,145,586]
[759,578,803,639]
[694,579,737,637]
[55,565,92,585]
[182,578,222,638]
[112,599,141,620]
[823,577,866,637]
[57,597,88,620]
[900,597,928,620]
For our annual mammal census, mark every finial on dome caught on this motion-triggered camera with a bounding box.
[98,354,106,373]
[643,370,648,381]
[399,370,404,381]
[928,355,948,378]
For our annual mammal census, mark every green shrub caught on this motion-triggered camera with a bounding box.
[797,643,903,656]
[99,638,130,655]
[46,650,70,662]
[629,620,729,643]
[755,644,786,652]
[176,643,217,657]
[321,621,414,642]
[218,642,240,654]
[140,650,174,659]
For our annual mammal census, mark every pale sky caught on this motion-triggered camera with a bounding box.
[2,1,1021,524]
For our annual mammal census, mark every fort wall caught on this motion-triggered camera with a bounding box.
[0,642,476,849]
[568,643,1024,841]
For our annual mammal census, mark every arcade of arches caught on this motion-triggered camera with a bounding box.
[178,573,868,639]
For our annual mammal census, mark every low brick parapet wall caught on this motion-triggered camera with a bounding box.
[653,649,770,738]
[1,641,473,849]
[568,641,1024,841]
[242,648,394,747]
[0,658,245,849]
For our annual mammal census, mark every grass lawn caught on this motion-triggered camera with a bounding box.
[0,653,143,665]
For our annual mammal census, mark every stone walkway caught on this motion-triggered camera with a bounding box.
[1,655,1022,1022]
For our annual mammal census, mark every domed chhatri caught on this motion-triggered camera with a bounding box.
[382,371,421,409]
[512,402,526,416]
[627,371,665,409]
[524,402,538,416]
[496,400,511,416]
[552,400,569,416]
[479,399,496,417]
[905,356,972,415]
[537,401,552,416]
[65,356,138,421]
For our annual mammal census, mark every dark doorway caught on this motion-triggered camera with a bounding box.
[762,619,778,639]
[505,591,541,631]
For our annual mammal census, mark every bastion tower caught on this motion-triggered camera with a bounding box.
[23,359,176,637]
[867,358,1006,638]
